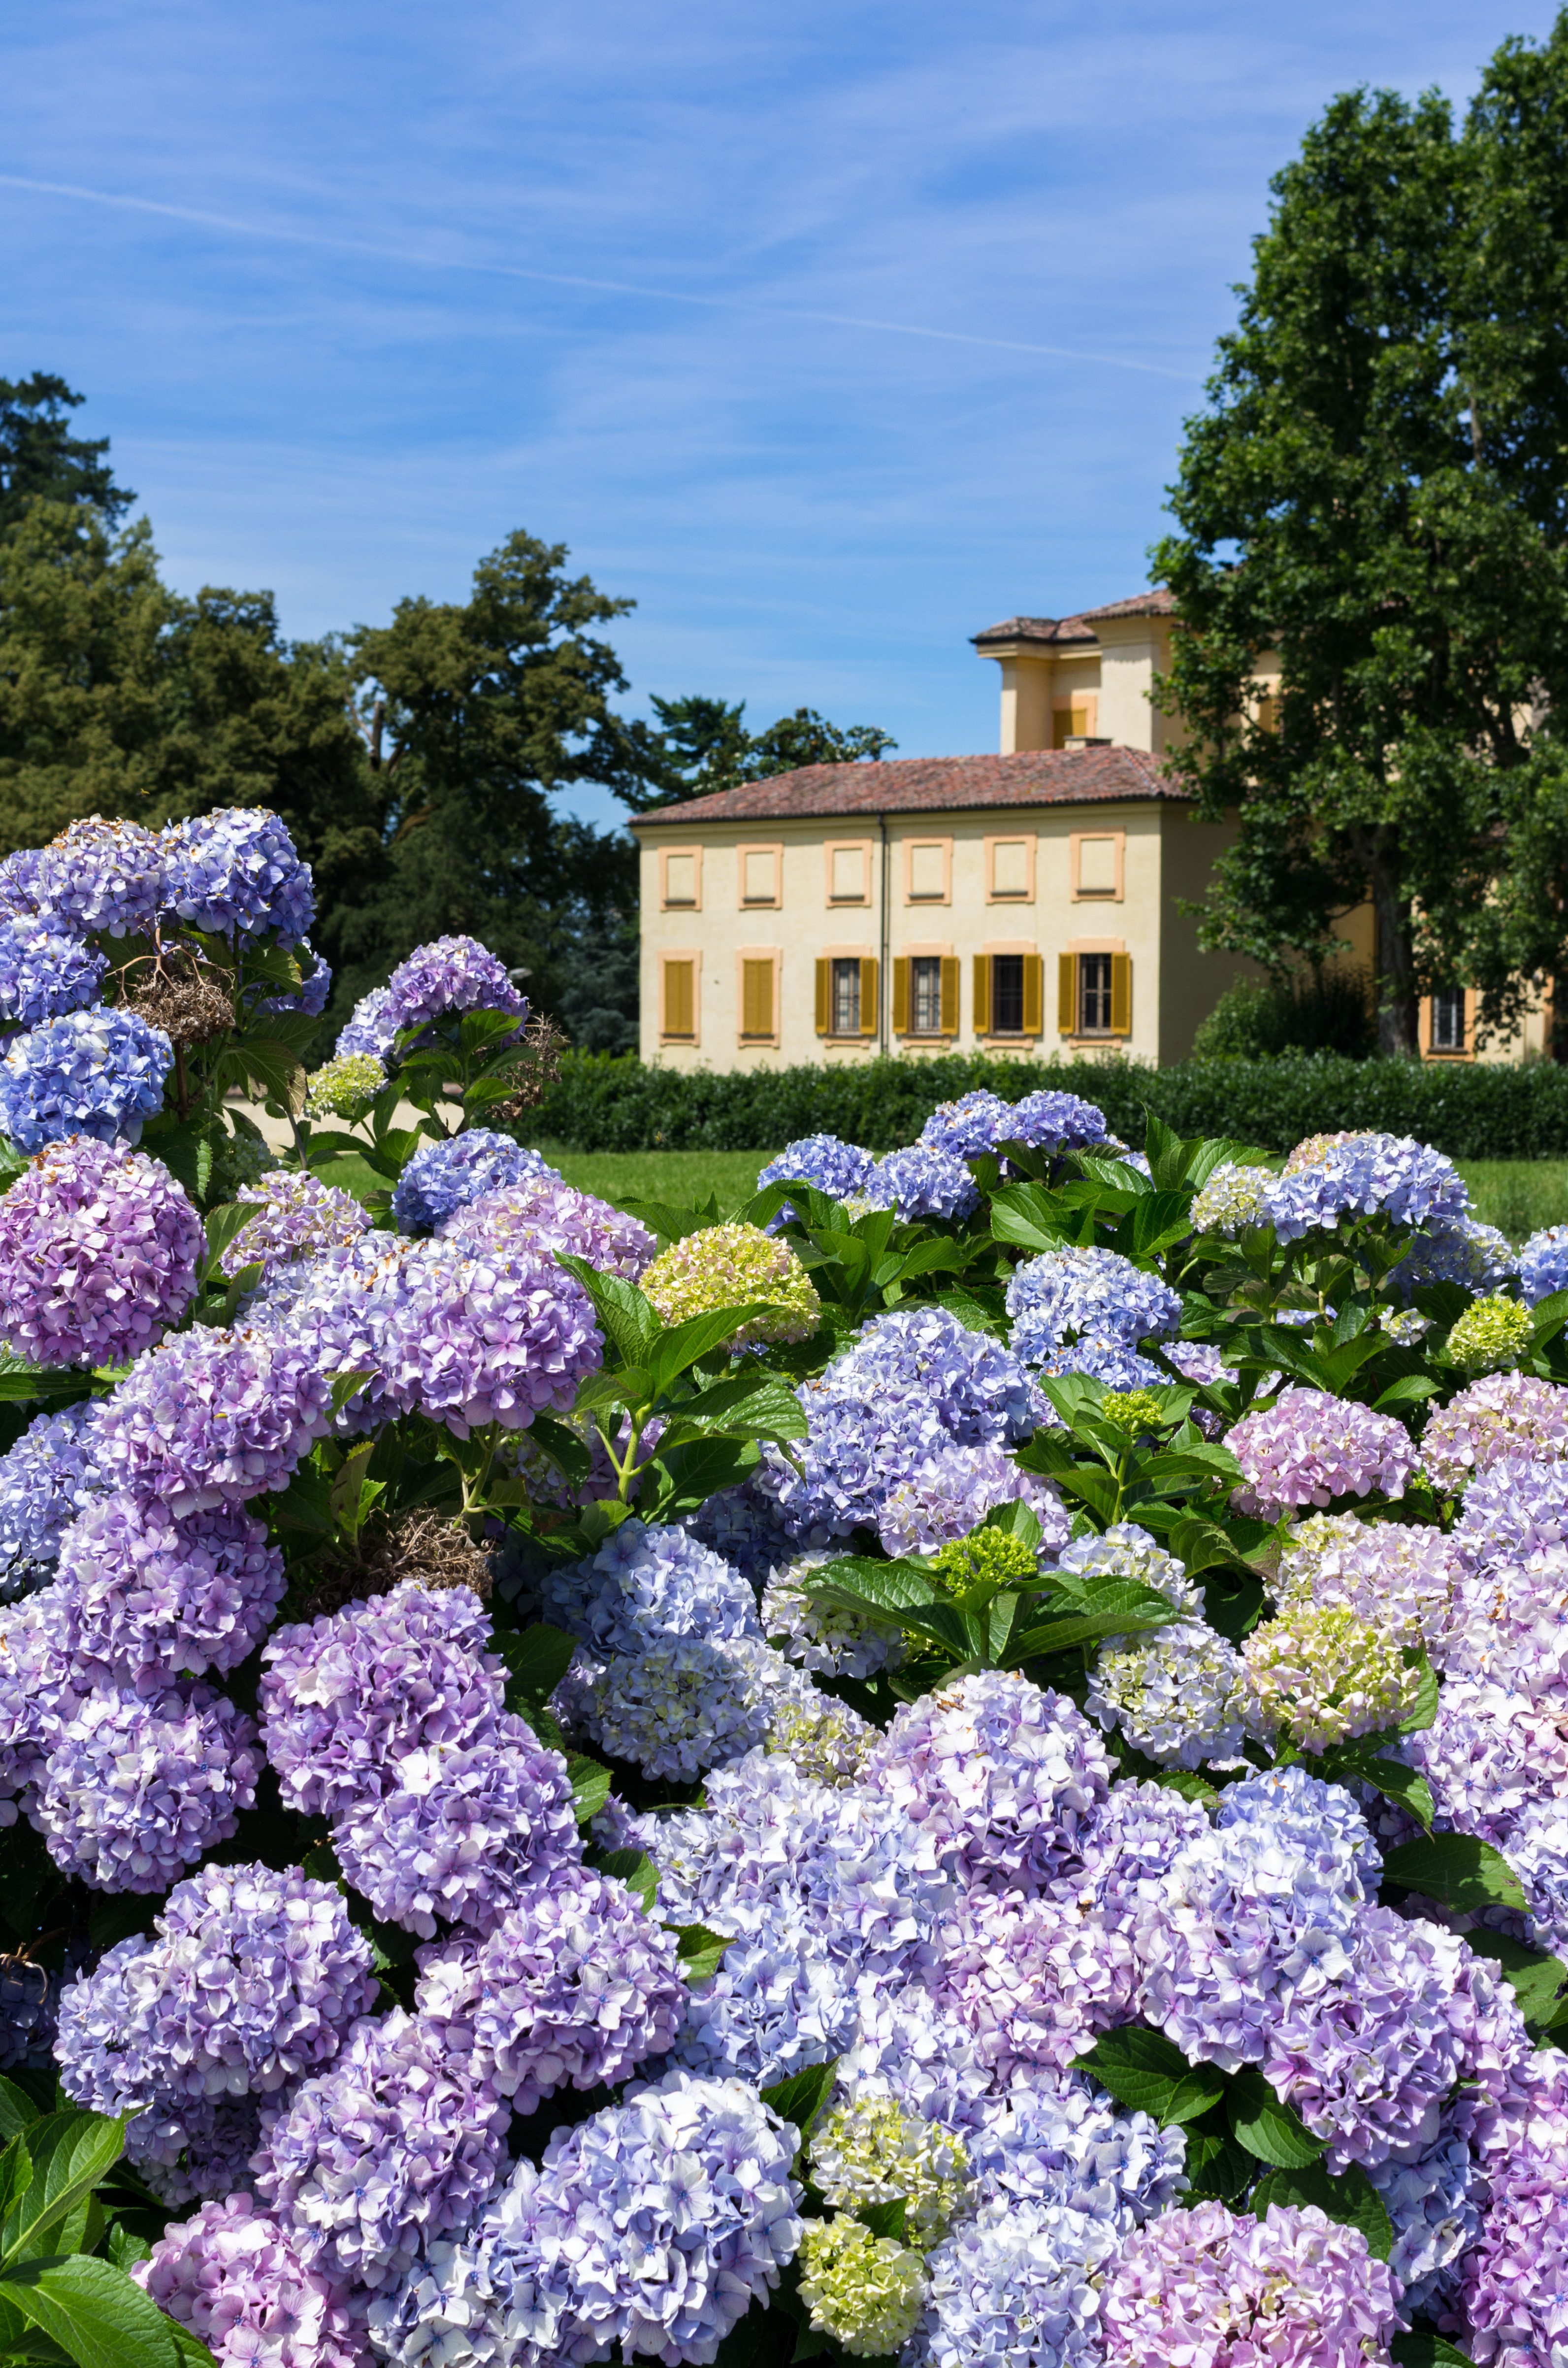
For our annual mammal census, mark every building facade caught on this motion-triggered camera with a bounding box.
[631,590,1548,1068]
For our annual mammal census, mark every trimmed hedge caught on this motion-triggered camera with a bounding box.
[530,1050,1568,1162]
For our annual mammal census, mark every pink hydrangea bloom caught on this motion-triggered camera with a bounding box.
[1227,1386,1416,1516]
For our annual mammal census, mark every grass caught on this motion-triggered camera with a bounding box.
[1456,1162,1568,1242]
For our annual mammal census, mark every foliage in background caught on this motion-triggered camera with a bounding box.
[1155,18,1568,1054]
[1191,968,1376,1062]
[617,694,897,814]
[0,376,135,537]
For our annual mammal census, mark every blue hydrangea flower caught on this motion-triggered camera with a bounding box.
[912,2198,1120,2368]
[256,939,332,1017]
[1005,1245,1181,1369]
[919,1091,1021,1162]
[0,1400,109,1601]
[0,1007,172,1151]
[1006,1090,1111,1155]
[159,808,316,944]
[0,917,107,1030]
[1520,1225,1568,1310]
[757,1134,878,1216]
[351,936,527,1063]
[392,1130,554,1234]
[963,2083,1186,2227]
[663,1900,863,2089]
[1364,2117,1482,2317]
[868,1143,980,1223]
[34,817,166,938]
[1263,1132,1470,1242]
[543,1517,759,1659]
[1398,1214,1516,1301]
[36,1682,263,1891]
[0,849,48,922]
[335,984,395,1061]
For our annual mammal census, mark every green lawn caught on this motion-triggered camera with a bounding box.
[1455,1161,1568,1242]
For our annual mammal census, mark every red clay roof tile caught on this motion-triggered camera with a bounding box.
[629,746,1183,826]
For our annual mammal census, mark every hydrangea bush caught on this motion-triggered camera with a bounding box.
[4,811,1568,2367]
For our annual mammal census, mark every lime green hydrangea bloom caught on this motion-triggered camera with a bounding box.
[809,2095,971,2245]
[1099,1389,1170,1436]
[797,2218,928,2359]
[642,1221,821,1349]
[1446,1293,1534,1375]
[929,1527,1037,1597]
[1190,1161,1270,1236]
[767,1695,873,1786]
[306,1052,386,1124]
[1241,1602,1423,1754]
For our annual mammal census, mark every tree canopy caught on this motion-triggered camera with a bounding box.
[0,374,134,535]
[1154,12,1568,1054]
[621,692,896,811]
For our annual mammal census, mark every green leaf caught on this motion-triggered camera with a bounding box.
[263,1463,336,1535]
[1382,1833,1528,1915]
[1180,2121,1256,2202]
[1466,1931,1568,2034]
[1072,2027,1225,2125]
[0,2113,126,2271]
[490,1624,578,1724]
[1225,2067,1326,2168]
[553,1257,659,1369]
[644,1306,776,1400]
[521,1414,593,1489]
[618,1200,718,1245]
[1249,2160,1392,2259]
[856,2199,908,2244]
[102,2226,151,2273]
[760,2062,838,2148]
[642,1435,761,1522]
[989,1183,1074,1254]
[1371,1374,1441,1410]
[591,1849,659,1914]
[0,2252,187,2368]
[328,1369,376,1416]
[0,2142,32,2232]
[0,1367,83,1404]
[668,1923,731,1982]
[0,2085,40,2144]
[199,1203,250,1275]
[566,1755,612,1828]
[1389,2334,1479,2368]
[1330,1752,1434,1832]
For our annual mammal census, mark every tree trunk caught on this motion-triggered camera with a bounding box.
[1372,869,1420,1056]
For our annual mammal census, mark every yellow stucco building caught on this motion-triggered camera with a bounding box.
[632,590,1549,1067]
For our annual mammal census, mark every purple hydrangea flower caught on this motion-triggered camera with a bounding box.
[218,1170,371,1281]
[159,808,316,944]
[380,936,527,1052]
[1364,2116,1481,2318]
[1458,2136,1568,2366]
[875,1438,1068,1559]
[913,2198,1119,2368]
[934,1882,1138,2077]
[253,2006,511,2289]
[35,816,166,938]
[1499,1795,1568,1955]
[555,1634,811,1782]
[56,1862,378,2138]
[0,1137,203,1367]
[257,938,332,1019]
[57,1491,286,1682]
[862,1671,1113,1897]
[0,1007,173,1152]
[1273,1511,1460,1654]
[1263,1130,1470,1241]
[0,1588,87,1814]
[1397,1213,1516,1301]
[329,1715,582,1938]
[36,1682,263,1890]
[1397,1679,1568,1844]
[868,1144,980,1223]
[0,1400,109,1598]
[962,2082,1186,2227]
[756,1134,878,1214]
[0,914,107,1030]
[334,984,395,1061]
[1520,1223,1568,1310]
[1452,1452,1568,1577]
[0,848,48,923]
[440,1170,655,1279]
[95,1322,333,1515]
[761,1551,905,1681]
[135,2193,370,2368]
[1422,1371,1568,1494]
[260,1581,506,1819]
[1226,1384,1417,1516]
[1005,1246,1181,1370]
[663,1901,863,2089]
[1100,2201,1402,2368]
[414,1862,685,2106]
[392,1130,552,1235]
[543,1517,758,1659]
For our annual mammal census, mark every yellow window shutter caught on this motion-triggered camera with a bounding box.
[859,958,879,1034]
[1110,953,1132,1035]
[1057,953,1076,1034]
[940,956,959,1034]
[815,960,829,1034]
[664,959,693,1037]
[743,959,773,1036]
[892,958,910,1034]
[1022,954,1043,1035]
[972,955,991,1036]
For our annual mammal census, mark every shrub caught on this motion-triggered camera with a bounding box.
[1192,967,1375,1061]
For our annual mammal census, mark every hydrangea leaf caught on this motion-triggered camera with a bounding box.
[1225,2067,1327,2168]
[855,2199,909,2244]
[1249,2160,1392,2260]
[1180,2121,1256,2202]
[554,1257,660,1369]
[645,1306,778,1400]
[0,2141,32,2232]
[988,1183,1076,1254]
[0,2252,187,2368]
[489,1623,578,1724]
[566,1756,613,1829]
[1389,2333,1480,2368]
[590,1848,659,1915]
[1072,2027,1225,2125]
[1465,1931,1568,2035]
[761,2063,838,2150]
[668,1923,731,1982]
[0,2113,127,2272]
[1382,1833,1529,1915]
[0,2087,39,2145]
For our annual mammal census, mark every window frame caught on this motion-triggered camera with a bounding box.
[658,951,701,1045]
[736,946,782,1047]
[824,838,873,906]
[984,833,1036,904]
[903,835,953,906]
[658,844,703,911]
[736,841,784,910]
[1424,986,1473,1060]
[1069,828,1125,902]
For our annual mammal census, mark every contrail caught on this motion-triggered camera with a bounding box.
[0,170,1203,383]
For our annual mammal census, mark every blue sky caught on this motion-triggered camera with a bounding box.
[2,0,1555,828]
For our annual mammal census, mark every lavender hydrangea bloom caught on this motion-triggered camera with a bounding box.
[56,1863,378,2136]
[0,1137,203,1367]
[663,1903,863,2089]
[761,1553,905,1680]
[260,1582,506,1819]
[1087,1618,1247,1768]
[1364,2118,1482,2317]
[1005,1246,1181,1369]
[254,2006,511,2288]
[1458,2137,1568,2366]
[0,1006,173,1152]
[414,1863,685,2105]
[1453,1451,1568,1574]
[934,1883,1138,2076]
[1520,1222,1568,1310]
[136,2194,370,2368]
[1397,1679,1568,1844]
[1273,1510,1459,1654]
[919,1091,1022,1162]
[381,936,527,1048]
[335,984,395,1061]
[543,1518,759,1658]
[1005,1090,1110,1155]
[257,939,332,1019]
[392,1130,552,1234]
[0,1400,108,1597]
[877,1440,1068,1560]
[0,914,107,1029]
[218,1170,371,1280]
[58,1491,286,1682]
[0,1590,86,1814]
[756,1134,878,1215]
[912,2199,1119,2368]
[1500,1795,1568,1954]
[35,816,166,938]
[963,2083,1186,2227]
[329,1717,582,1938]
[1397,1213,1516,1300]
[0,848,47,922]
[96,1322,332,1514]
[1226,1384,1417,1516]
[555,1634,811,1782]
[1262,1130,1470,1241]
[1421,1371,1568,1494]
[441,1171,655,1279]
[867,1144,980,1223]
[862,1672,1113,1897]
[36,1682,263,1890]
[837,1306,1042,1444]
[1100,2201,1402,2368]
[160,807,316,943]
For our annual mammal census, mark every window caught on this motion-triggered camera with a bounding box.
[827,842,870,903]
[974,953,1043,1037]
[741,958,775,1039]
[831,959,861,1035]
[1072,831,1123,900]
[661,848,700,908]
[991,955,1025,1033]
[661,957,697,1041]
[987,836,1034,902]
[906,839,950,902]
[740,845,782,906]
[912,957,943,1034]
[1432,987,1467,1053]
[1078,953,1113,1033]
[1052,700,1095,749]
[892,956,956,1036]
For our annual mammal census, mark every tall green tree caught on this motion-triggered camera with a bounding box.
[621,693,896,811]
[1153,40,1568,1055]
[0,373,134,534]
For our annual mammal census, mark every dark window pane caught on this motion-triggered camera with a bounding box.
[992,954,1025,1034]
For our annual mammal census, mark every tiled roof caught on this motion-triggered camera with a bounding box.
[629,747,1184,827]
[971,590,1176,649]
